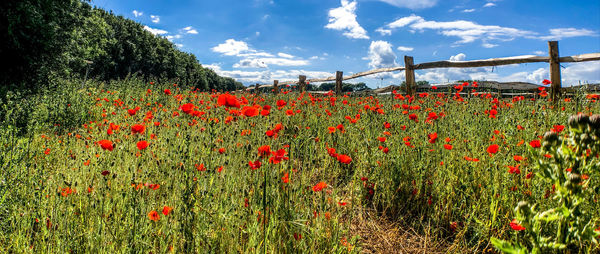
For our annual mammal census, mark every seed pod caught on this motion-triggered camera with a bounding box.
[589,114,600,130]
[516,201,531,216]
[569,173,582,185]
[569,114,589,130]
[543,131,559,144]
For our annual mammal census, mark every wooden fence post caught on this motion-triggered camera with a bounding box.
[273,80,279,94]
[335,71,343,95]
[548,41,561,101]
[255,83,261,95]
[404,56,416,96]
[299,75,306,92]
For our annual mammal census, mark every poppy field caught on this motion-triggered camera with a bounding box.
[1,80,599,253]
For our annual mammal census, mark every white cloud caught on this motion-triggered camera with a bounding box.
[449,53,466,61]
[462,9,476,13]
[539,28,598,40]
[386,14,425,29]
[212,39,310,69]
[234,59,268,68]
[325,0,369,39]
[212,39,251,56]
[132,10,143,17]
[483,3,496,7]
[175,44,183,48]
[277,53,295,58]
[205,64,332,84]
[233,58,309,68]
[375,27,392,36]
[365,41,397,70]
[381,14,531,45]
[166,34,182,41]
[396,46,414,51]
[561,61,600,85]
[183,26,198,34]
[150,15,160,23]
[238,52,275,58]
[375,0,438,9]
[261,58,309,66]
[482,42,499,48]
[143,26,167,35]
[381,14,597,46]
[533,50,545,55]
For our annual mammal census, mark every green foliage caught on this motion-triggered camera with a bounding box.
[310,82,370,92]
[492,114,600,253]
[0,0,243,93]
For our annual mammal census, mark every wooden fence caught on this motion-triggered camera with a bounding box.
[248,41,600,100]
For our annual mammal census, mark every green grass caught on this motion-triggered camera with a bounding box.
[1,80,598,253]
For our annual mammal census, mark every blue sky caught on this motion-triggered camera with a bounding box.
[91,0,600,87]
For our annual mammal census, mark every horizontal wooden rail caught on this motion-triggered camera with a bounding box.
[246,41,600,97]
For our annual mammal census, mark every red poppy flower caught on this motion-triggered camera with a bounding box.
[258,145,271,157]
[337,154,352,164]
[276,100,287,107]
[137,140,148,150]
[98,140,114,151]
[378,137,386,142]
[428,132,438,143]
[218,148,226,154]
[128,109,137,116]
[131,124,146,134]
[542,79,551,85]
[443,144,453,150]
[269,149,289,164]
[281,172,289,183]
[164,89,172,95]
[509,219,525,231]
[327,147,337,157]
[513,155,524,162]
[529,140,541,148]
[249,160,261,170]
[180,103,194,114]
[551,125,565,133]
[409,113,418,121]
[487,144,499,155]
[101,170,110,176]
[148,210,160,221]
[195,164,206,171]
[217,94,241,108]
[312,181,327,192]
[328,126,336,134]
[508,165,521,174]
[162,206,173,216]
[241,106,258,117]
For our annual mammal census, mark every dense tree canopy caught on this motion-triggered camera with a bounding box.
[0,0,243,92]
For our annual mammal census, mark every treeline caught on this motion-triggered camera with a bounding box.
[0,0,243,93]
[308,82,370,92]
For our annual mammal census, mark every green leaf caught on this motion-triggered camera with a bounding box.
[491,237,528,254]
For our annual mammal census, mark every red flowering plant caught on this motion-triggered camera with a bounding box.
[492,114,600,253]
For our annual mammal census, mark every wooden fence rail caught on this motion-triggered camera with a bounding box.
[248,41,600,99]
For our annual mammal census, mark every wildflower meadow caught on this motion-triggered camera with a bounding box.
[1,80,599,253]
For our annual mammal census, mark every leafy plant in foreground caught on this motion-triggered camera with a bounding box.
[492,114,600,253]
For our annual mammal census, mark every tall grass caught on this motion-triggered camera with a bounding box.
[0,80,598,252]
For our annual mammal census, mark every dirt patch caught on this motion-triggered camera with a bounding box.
[350,209,465,254]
